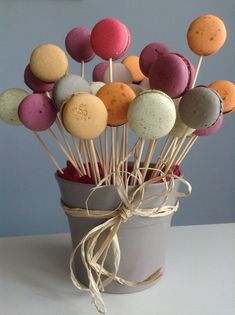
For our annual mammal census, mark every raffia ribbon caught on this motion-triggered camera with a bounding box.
[61,166,192,314]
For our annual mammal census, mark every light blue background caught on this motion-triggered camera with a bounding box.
[0,0,234,237]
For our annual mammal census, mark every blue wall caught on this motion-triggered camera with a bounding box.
[0,0,234,236]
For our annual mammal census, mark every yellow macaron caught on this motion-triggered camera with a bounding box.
[30,43,69,82]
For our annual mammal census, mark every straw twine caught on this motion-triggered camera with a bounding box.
[61,162,192,314]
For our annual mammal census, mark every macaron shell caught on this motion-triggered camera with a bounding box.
[96,82,136,126]
[24,64,54,93]
[65,27,95,63]
[52,74,90,109]
[139,42,170,77]
[103,63,132,84]
[169,98,195,137]
[128,90,176,139]
[91,18,130,60]
[194,114,223,136]
[187,15,227,56]
[0,88,29,125]
[209,80,235,113]
[149,53,190,98]
[179,86,223,129]
[18,93,57,131]
[92,62,108,81]
[30,44,69,82]
[122,55,144,82]
[62,93,107,139]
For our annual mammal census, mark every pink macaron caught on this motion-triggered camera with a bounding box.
[65,27,95,63]
[139,42,170,77]
[149,53,195,98]
[92,62,109,81]
[18,93,57,131]
[194,114,224,136]
[24,64,54,93]
[91,18,131,60]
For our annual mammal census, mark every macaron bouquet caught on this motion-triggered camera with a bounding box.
[1,15,234,315]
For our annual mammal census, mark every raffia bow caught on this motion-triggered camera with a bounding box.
[61,164,192,314]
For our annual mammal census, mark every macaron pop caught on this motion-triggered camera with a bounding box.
[18,93,57,131]
[91,18,131,60]
[0,88,29,125]
[24,65,54,93]
[65,27,95,63]
[209,80,235,113]
[179,86,223,130]
[30,44,69,82]
[103,63,132,84]
[122,55,145,83]
[96,82,136,126]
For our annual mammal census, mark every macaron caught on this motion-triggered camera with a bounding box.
[187,15,227,56]
[92,62,108,81]
[52,74,90,109]
[18,93,57,131]
[96,82,136,126]
[128,90,176,139]
[89,81,105,95]
[139,42,170,77]
[208,80,235,113]
[65,27,95,63]
[24,64,54,93]
[30,43,69,82]
[149,53,195,98]
[179,86,223,130]
[0,88,29,125]
[91,18,131,60]
[122,55,144,83]
[194,114,223,137]
[61,93,107,139]
[103,63,132,84]
[169,98,195,137]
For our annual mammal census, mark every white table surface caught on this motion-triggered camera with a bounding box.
[0,223,234,315]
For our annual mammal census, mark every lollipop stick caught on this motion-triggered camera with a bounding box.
[89,140,101,182]
[71,136,87,175]
[109,58,113,82]
[176,134,198,165]
[48,128,83,175]
[55,117,77,164]
[131,138,145,185]
[80,61,85,79]
[33,132,63,174]
[116,126,120,168]
[111,127,116,183]
[142,139,157,181]
[192,56,203,87]
[86,140,98,184]
[124,124,129,186]
[81,140,91,177]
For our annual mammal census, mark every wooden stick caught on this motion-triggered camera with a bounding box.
[142,139,157,181]
[81,61,85,79]
[176,134,198,165]
[192,56,203,88]
[48,128,82,175]
[33,132,63,174]
[72,136,87,175]
[124,124,129,186]
[116,126,120,168]
[81,140,91,177]
[90,140,101,182]
[86,140,98,184]
[131,138,145,185]
[109,58,113,83]
[111,127,116,183]
[55,117,77,164]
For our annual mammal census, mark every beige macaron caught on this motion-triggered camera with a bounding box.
[62,93,107,139]
[30,43,69,82]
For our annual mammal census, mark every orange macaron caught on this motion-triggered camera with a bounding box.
[96,82,136,126]
[187,15,227,56]
[209,80,235,113]
[122,55,145,83]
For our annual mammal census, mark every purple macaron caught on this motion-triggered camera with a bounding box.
[24,65,54,93]
[148,52,195,98]
[139,42,170,77]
